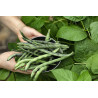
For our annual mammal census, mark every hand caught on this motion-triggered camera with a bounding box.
[17,26,44,42]
[0,51,31,74]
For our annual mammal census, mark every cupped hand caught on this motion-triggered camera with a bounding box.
[0,51,31,74]
[17,26,44,42]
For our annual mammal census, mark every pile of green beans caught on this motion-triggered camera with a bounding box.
[7,31,74,81]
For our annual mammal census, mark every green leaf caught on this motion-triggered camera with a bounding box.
[15,73,32,81]
[41,26,48,35]
[94,79,98,81]
[83,17,94,30]
[64,16,87,22]
[37,73,56,81]
[30,17,44,30]
[0,69,10,80]
[56,20,68,28]
[45,23,58,38]
[90,22,98,43]
[7,72,15,81]
[74,38,98,62]
[86,53,98,74]
[91,74,98,81]
[83,16,98,30]
[8,43,17,51]
[71,64,85,74]
[36,16,50,21]
[58,57,74,69]
[57,25,87,41]
[77,70,92,81]
[51,69,78,81]
[21,16,36,25]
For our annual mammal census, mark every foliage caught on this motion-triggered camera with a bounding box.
[1,16,98,81]
[51,69,78,81]
[74,38,98,62]
[0,69,10,80]
[90,22,98,43]
[86,54,98,74]
[77,70,91,81]
[57,25,87,41]
[63,16,87,22]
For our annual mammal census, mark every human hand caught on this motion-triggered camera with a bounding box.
[0,51,31,74]
[17,26,44,42]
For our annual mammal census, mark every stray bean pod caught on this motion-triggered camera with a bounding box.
[7,53,22,61]
[33,66,48,81]
[31,52,74,77]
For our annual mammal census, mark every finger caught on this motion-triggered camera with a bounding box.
[15,69,32,74]
[17,33,26,42]
[1,51,20,57]
[32,28,44,36]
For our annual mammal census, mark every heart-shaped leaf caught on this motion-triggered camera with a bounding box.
[57,25,87,41]
[51,69,78,81]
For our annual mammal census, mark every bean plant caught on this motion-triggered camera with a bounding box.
[1,16,98,81]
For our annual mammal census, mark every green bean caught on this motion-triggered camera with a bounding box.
[35,59,46,63]
[23,38,41,46]
[20,31,27,39]
[28,65,39,70]
[15,63,25,70]
[31,52,74,78]
[21,37,53,45]
[33,66,48,81]
[18,42,65,57]
[18,43,69,50]
[38,49,68,57]
[24,53,31,59]
[31,40,56,45]
[19,67,25,71]
[23,37,32,43]
[18,47,34,55]
[25,48,59,71]
[19,47,43,57]
[18,41,65,57]
[7,53,22,61]
[20,32,63,48]
[33,50,40,56]
[17,41,68,48]
[28,60,45,66]
[15,59,32,68]
[45,29,50,42]
[17,53,27,62]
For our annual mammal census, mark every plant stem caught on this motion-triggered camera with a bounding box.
[74,63,86,65]
[80,21,86,31]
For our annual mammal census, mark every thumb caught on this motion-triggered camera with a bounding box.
[31,28,43,36]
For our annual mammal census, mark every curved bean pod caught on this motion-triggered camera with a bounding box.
[7,53,22,61]
[33,66,48,81]
[15,63,25,70]
[25,48,59,71]
[31,52,74,78]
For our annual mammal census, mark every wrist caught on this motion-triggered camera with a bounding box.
[17,23,26,32]
[0,16,26,34]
